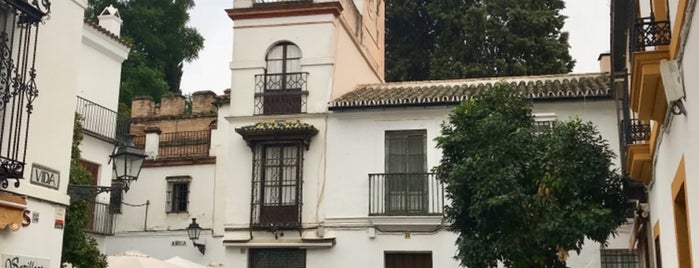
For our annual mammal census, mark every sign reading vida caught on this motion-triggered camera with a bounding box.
[2,254,49,268]
[30,164,60,190]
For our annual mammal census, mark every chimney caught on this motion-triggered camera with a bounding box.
[98,5,123,37]
[598,52,611,73]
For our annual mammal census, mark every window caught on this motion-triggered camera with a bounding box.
[166,176,191,213]
[600,249,639,268]
[385,252,433,268]
[249,248,306,268]
[255,42,308,115]
[385,130,427,215]
[251,143,303,228]
[532,113,557,135]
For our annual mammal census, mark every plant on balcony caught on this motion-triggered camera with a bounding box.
[61,114,108,268]
[435,84,627,268]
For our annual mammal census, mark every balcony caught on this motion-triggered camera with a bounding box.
[368,173,444,231]
[369,173,444,216]
[254,72,309,115]
[629,17,671,122]
[626,119,652,184]
[76,96,130,144]
[158,130,211,158]
[86,202,114,235]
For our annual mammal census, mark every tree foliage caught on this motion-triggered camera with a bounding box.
[86,0,204,106]
[386,0,575,82]
[434,84,627,268]
[61,114,108,268]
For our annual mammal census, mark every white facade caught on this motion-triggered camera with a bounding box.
[99,1,634,267]
[0,0,127,267]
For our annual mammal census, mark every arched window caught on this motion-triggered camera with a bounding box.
[266,42,301,75]
[255,42,308,115]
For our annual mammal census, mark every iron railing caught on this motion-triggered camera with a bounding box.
[0,0,51,189]
[132,135,145,151]
[626,119,651,145]
[158,130,211,158]
[254,72,309,115]
[76,96,130,144]
[369,173,444,216]
[631,16,671,52]
[86,202,114,235]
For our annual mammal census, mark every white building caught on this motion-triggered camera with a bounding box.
[613,0,699,267]
[99,1,639,267]
[0,1,128,267]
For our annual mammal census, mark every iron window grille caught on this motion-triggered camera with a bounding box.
[166,176,191,213]
[251,142,303,230]
[600,249,639,268]
[0,0,50,189]
[86,202,115,235]
[249,248,306,268]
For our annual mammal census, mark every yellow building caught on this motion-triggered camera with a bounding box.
[612,0,698,267]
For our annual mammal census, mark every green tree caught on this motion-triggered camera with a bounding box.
[434,84,626,267]
[385,0,574,81]
[61,114,108,268]
[86,0,204,106]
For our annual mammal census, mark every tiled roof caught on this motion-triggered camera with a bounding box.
[84,20,131,48]
[236,120,317,133]
[329,73,610,110]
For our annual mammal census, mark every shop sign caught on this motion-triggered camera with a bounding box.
[30,164,60,190]
[2,254,49,268]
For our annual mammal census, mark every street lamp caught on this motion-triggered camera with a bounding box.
[67,142,146,204]
[186,218,206,254]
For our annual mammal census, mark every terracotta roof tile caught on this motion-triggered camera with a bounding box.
[84,20,131,48]
[329,73,610,109]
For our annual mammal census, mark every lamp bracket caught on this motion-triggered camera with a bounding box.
[68,184,119,204]
[192,241,206,254]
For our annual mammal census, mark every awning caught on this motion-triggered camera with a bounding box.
[0,191,27,231]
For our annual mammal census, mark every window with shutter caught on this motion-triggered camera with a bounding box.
[249,248,306,268]
[385,130,428,215]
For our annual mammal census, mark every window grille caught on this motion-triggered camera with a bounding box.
[166,176,191,213]
[251,142,303,229]
[249,248,306,268]
[600,249,639,268]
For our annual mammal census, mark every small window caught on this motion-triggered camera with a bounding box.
[600,249,639,268]
[166,176,191,213]
[532,113,557,135]
[385,252,433,268]
[249,248,306,268]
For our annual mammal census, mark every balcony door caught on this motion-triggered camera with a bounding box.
[258,143,301,228]
[385,130,428,215]
[264,42,302,114]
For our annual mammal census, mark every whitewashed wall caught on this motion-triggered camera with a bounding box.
[0,0,89,267]
[647,7,699,267]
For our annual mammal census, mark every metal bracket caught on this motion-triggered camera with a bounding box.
[192,241,206,254]
[67,184,117,204]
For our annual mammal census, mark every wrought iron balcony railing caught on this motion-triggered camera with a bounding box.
[254,72,309,115]
[86,202,114,235]
[76,96,130,144]
[369,173,444,216]
[631,16,671,52]
[626,119,651,145]
[158,130,211,158]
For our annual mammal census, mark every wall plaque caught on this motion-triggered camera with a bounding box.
[30,164,60,190]
[2,254,50,268]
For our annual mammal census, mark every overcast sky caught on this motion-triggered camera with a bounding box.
[180,0,611,94]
